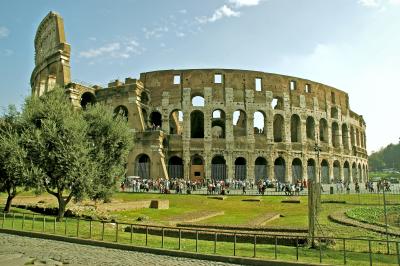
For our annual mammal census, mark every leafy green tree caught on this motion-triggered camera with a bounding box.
[0,106,35,212]
[83,103,133,203]
[21,87,132,220]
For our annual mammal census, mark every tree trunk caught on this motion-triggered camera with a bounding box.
[56,197,66,222]
[4,195,14,213]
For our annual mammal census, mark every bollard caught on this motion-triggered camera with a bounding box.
[130,224,133,244]
[22,214,25,230]
[76,218,80,237]
[253,235,257,258]
[32,214,35,231]
[115,222,119,242]
[64,217,67,235]
[161,228,164,248]
[101,222,105,241]
[233,233,236,256]
[214,233,217,254]
[319,237,322,263]
[12,213,15,229]
[42,215,45,232]
[179,229,181,250]
[2,212,5,228]
[89,220,92,239]
[296,237,299,261]
[196,230,198,253]
[275,236,277,259]
[343,238,347,265]
[146,226,148,246]
[53,218,56,234]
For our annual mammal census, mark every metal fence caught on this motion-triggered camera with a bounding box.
[1,211,399,265]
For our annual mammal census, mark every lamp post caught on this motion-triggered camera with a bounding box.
[309,135,322,248]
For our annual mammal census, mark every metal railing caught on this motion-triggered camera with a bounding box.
[1,211,399,265]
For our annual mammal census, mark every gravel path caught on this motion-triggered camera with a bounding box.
[0,233,238,266]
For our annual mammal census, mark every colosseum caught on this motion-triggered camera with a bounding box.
[30,12,368,184]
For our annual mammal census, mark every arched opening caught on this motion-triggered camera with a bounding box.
[212,109,225,138]
[114,105,129,120]
[291,158,303,183]
[307,159,316,181]
[274,157,286,183]
[350,126,355,147]
[342,124,349,150]
[168,156,183,179]
[190,110,204,138]
[319,118,328,143]
[271,97,283,110]
[331,107,338,119]
[321,159,330,184]
[233,110,247,137]
[190,155,204,182]
[273,114,284,142]
[234,157,247,180]
[135,154,150,179]
[291,114,301,142]
[343,161,350,183]
[169,110,183,135]
[358,163,362,182]
[211,155,226,181]
[192,95,205,107]
[141,91,149,105]
[150,111,162,129]
[80,92,96,109]
[306,116,315,140]
[352,162,357,182]
[253,111,266,135]
[356,128,360,146]
[333,160,341,182]
[332,122,340,148]
[254,157,268,181]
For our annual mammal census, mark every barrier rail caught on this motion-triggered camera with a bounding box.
[1,211,399,265]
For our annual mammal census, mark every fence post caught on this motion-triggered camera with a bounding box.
[32,214,35,231]
[146,226,148,246]
[179,229,181,250]
[12,213,15,229]
[161,227,164,248]
[343,238,346,265]
[53,217,56,234]
[115,222,119,242]
[130,224,133,244]
[233,233,236,256]
[214,233,217,254]
[397,242,400,266]
[369,240,372,266]
[64,217,67,235]
[101,222,105,241]
[42,215,45,232]
[76,218,80,237]
[253,235,257,258]
[22,213,25,230]
[89,220,92,239]
[319,237,322,263]
[196,230,199,253]
[275,236,277,259]
[2,212,5,228]
[296,236,299,261]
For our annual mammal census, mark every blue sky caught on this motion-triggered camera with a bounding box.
[0,0,399,153]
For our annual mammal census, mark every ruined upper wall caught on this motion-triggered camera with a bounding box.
[139,69,357,119]
[31,11,71,96]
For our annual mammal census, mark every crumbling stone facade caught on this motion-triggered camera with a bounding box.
[31,12,368,184]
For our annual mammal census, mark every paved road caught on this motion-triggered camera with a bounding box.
[0,233,238,266]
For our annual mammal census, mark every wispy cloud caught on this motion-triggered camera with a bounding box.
[196,5,240,24]
[358,0,380,7]
[79,39,143,60]
[358,0,400,8]
[142,26,169,39]
[229,0,261,7]
[0,26,10,39]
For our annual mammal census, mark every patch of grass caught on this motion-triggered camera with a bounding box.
[346,206,400,228]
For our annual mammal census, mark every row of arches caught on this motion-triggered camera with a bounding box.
[134,154,367,183]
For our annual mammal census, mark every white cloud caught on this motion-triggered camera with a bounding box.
[358,0,400,8]
[229,0,261,7]
[388,0,400,4]
[0,26,10,39]
[197,5,240,24]
[142,26,169,39]
[176,32,185,38]
[358,0,380,7]
[79,40,143,59]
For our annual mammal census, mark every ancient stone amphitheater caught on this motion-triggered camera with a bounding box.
[30,12,368,184]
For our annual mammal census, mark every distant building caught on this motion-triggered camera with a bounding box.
[30,12,368,183]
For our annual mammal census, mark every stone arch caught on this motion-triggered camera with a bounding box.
[211,155,226,181]
[291,158,303,183]
[350,126,355,146]
[233,110,247,137]
[358,163,362,182]
[141,91,149,105]
[319,118,328,143]
[333,160,341,182]
[291,114,301,142]
[343,161,350,183]
[321,159,330,184]
[332,122,340,148]
[168,156,183,179]
[150,111,162,128]
[254,157,268,181]
[253,111,266,135]
[191,95,204,107]
[190,110,204,138]
[80,92,96,109]
[234,157,247,180]
[190,154,204,182]
[352,162,357,182]
[114,105,129,120]
[274,157,286,183]
[169,109,183,135]
[342,124,349,150]
[331,106,338,119]
[135,154,150,179]
[307,159,316,181]
[212,109,226,138]
[273,114,284,142]
[306,116,315,140]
